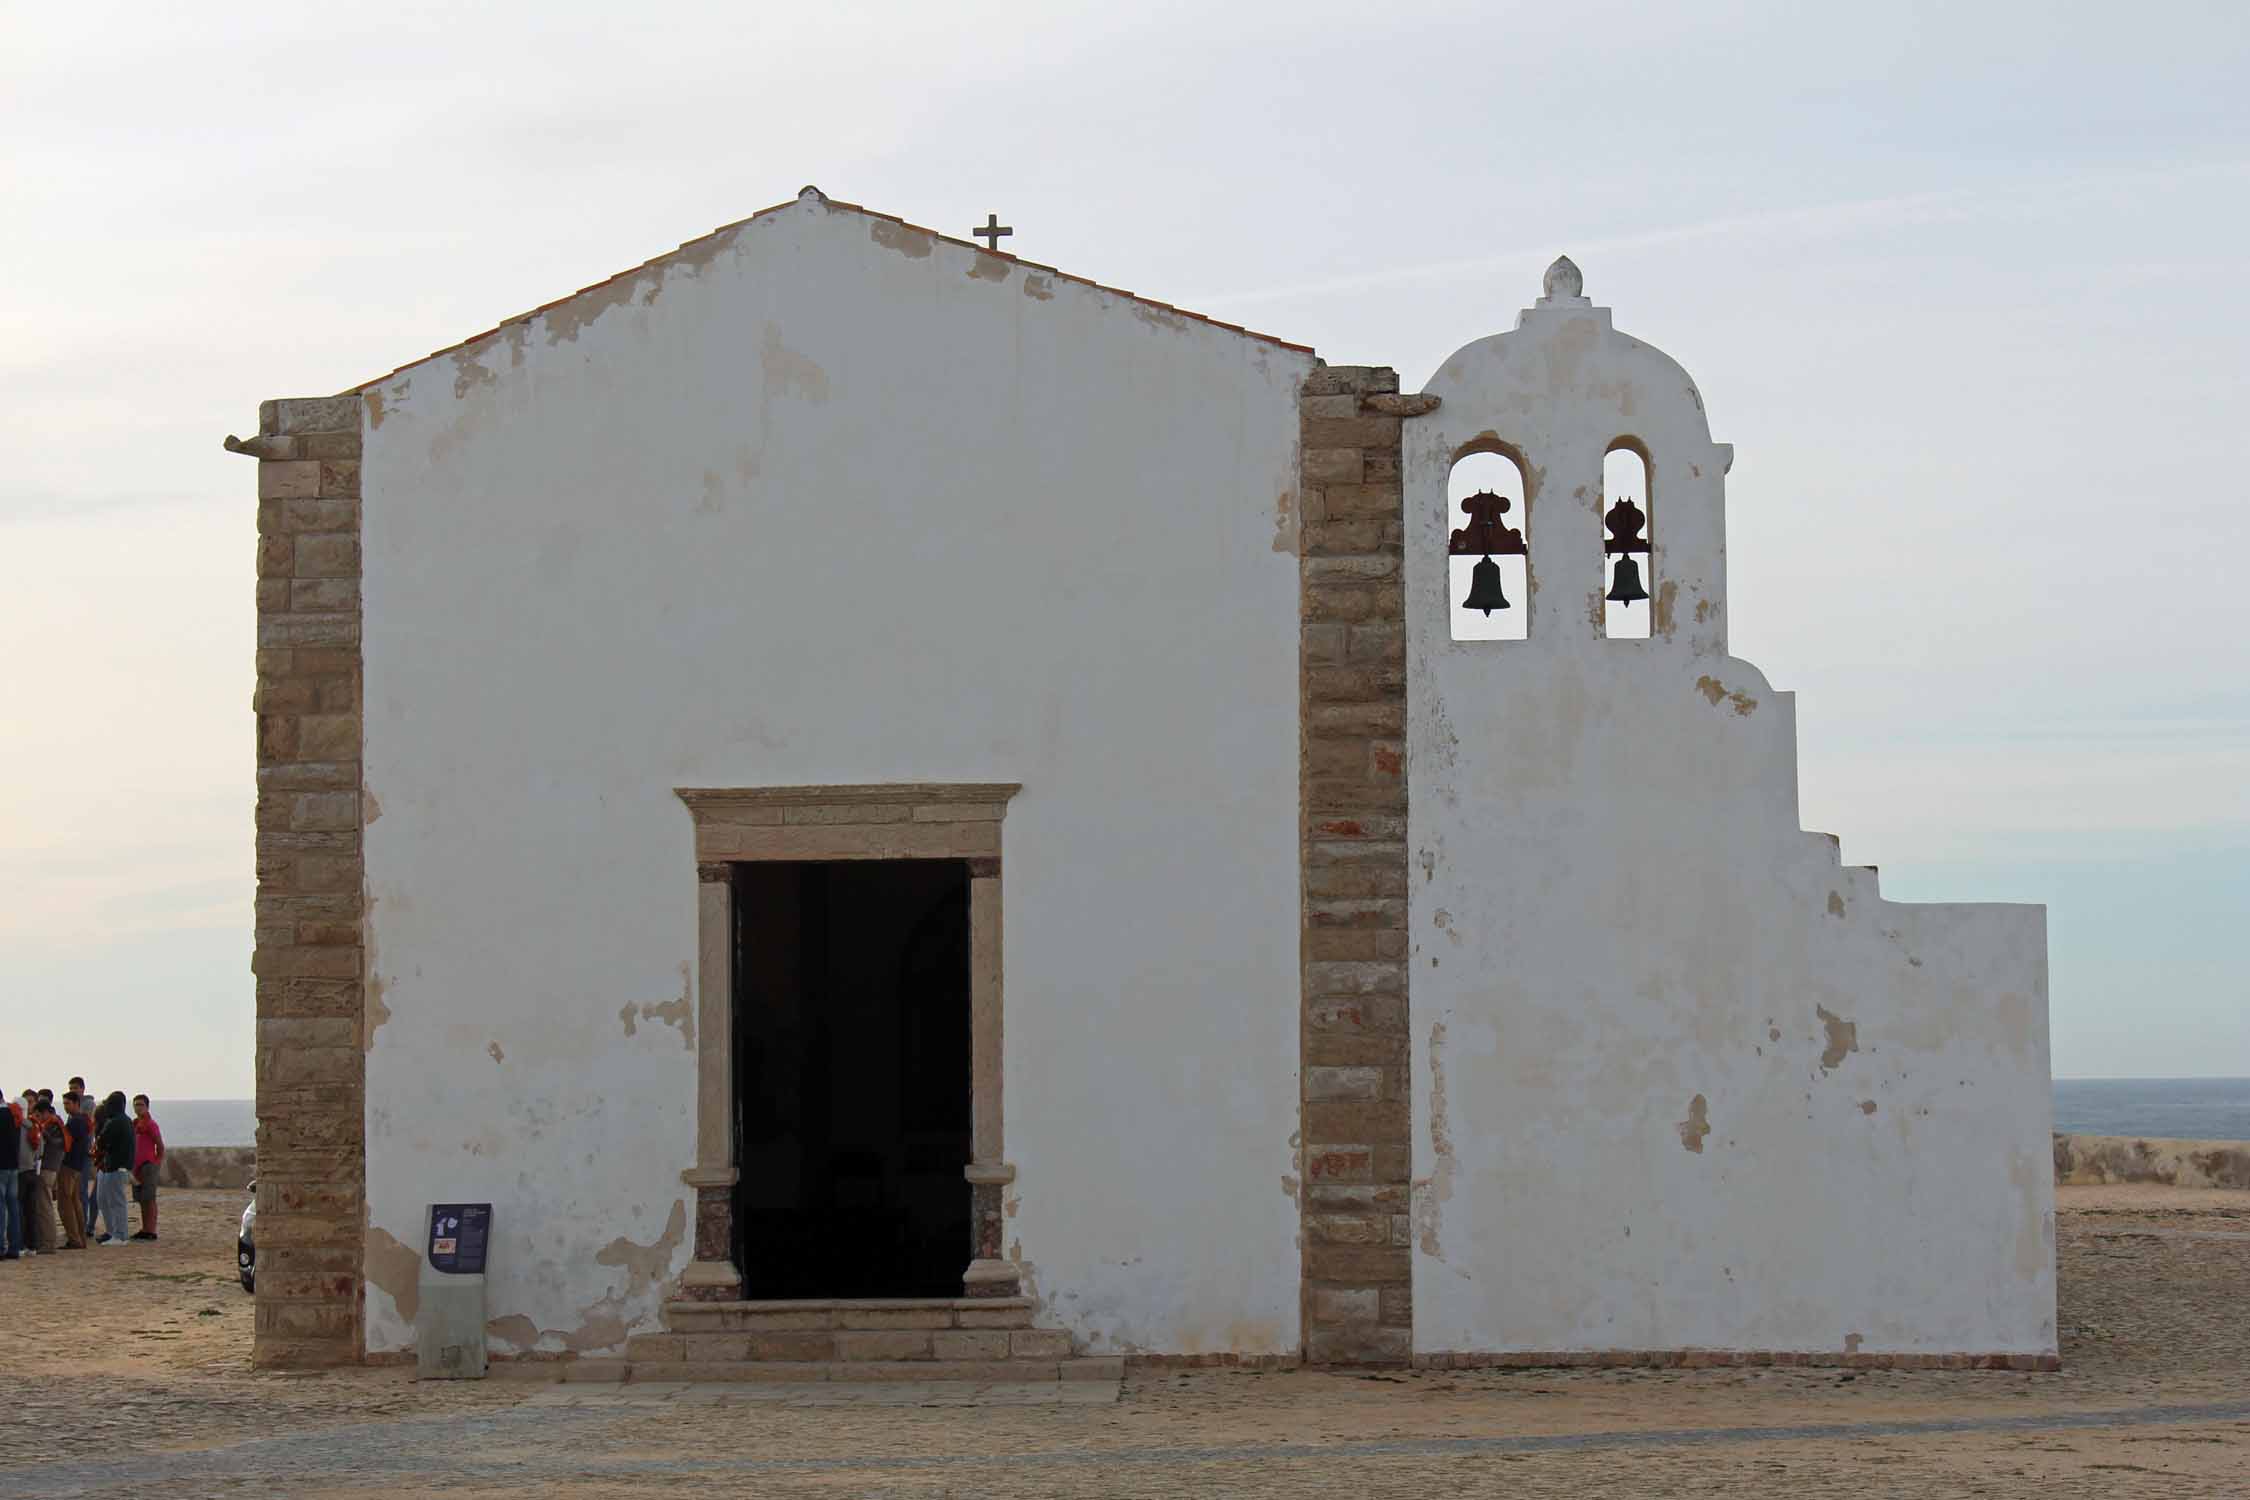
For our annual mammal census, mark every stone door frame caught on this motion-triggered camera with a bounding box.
[672,784,1022,1301]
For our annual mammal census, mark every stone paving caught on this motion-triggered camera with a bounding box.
[3,1186,2247,1496]
[23,1394,2250,1497]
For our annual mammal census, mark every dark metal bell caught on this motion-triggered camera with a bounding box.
[1462,554,1510,614]
[1605,555,1649,606]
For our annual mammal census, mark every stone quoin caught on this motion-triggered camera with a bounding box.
[230,190,2055,1374]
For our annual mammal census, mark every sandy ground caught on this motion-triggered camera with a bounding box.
[0,1184,2244,1496]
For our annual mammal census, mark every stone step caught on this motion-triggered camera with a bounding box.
[630,1326,1072,1364]
[612,1356,1125,1384]
[662,1297,1035,1334]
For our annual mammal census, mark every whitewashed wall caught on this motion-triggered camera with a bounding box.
[357,193,1313,1356]
[1403,266,2055,1360]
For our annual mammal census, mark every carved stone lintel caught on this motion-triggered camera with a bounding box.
[679,784,1022,813]
[696,861,732,884]
[966,856,1001,879]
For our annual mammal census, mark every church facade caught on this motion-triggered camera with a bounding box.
[234,188,2055,1373]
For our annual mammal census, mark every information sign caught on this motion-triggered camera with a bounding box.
[427,1203,492,1275]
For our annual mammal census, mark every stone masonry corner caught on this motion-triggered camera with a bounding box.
[244,393,369,1368]
[1298,366,1428,1364]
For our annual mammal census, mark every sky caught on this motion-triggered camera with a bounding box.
[2,1,2245,1095]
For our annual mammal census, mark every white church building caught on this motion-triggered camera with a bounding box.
[234,187,2055,1375]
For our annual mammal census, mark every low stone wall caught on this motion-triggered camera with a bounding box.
[2054,1133,2250,1190]
[164,1145,257,1190]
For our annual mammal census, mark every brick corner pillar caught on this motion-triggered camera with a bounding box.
[1298,365,1436,1365]
[239,394,369,1369]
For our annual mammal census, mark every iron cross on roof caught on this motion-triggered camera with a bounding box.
[972,213,1012,251]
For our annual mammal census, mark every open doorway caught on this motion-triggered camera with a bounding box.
[730,859,972,1298]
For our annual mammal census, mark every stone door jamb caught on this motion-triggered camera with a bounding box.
[672,784,1023,1301]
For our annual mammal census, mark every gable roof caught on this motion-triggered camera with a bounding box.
[349,188,1311,393]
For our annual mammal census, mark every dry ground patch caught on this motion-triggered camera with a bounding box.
[2,1185,2244,1495]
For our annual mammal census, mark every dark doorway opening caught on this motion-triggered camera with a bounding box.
[731,859,972,1298]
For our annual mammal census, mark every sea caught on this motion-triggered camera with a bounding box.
[151,1099,257,1148]
[149,1080,2250,1147]
[2051,1078,2250,1142]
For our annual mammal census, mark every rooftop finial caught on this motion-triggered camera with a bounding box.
[1542,255,1584,303]
[798,184,827,202]
[972,213,1014,252]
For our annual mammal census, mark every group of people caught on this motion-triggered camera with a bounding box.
[0,1078,165,1258]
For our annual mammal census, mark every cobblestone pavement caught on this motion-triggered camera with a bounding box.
[22,1397,2250,1498]
[3,1186,2246,1496]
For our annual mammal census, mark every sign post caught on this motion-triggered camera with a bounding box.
[416,1202,492,1380]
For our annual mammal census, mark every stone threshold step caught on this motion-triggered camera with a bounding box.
[604,1357,1125,1384]
[664,1297,1036,1333]
[523,1381,1121,1408]
[674,1298,1037,1313]
[631,1328,1072,1362]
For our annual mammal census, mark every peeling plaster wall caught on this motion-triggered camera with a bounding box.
[357,197,1312,1356]
[1402,276,2054,1360]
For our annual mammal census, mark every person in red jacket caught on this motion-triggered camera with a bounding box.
[131,1095,164,1241]
[0,1093,23,1260]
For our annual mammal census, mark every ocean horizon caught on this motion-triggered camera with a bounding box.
[2050,1077,2250,1143]
[144,1098,257,1149]
[140,1079,2250,1149]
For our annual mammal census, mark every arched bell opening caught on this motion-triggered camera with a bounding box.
[1447,449,1529,642]
[1602,442,1652,640]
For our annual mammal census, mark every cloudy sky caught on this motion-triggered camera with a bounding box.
[3,1,2245,1096]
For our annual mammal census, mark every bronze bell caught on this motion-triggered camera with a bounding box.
[1605,555,1649,606]
[1462,554,1510,614]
